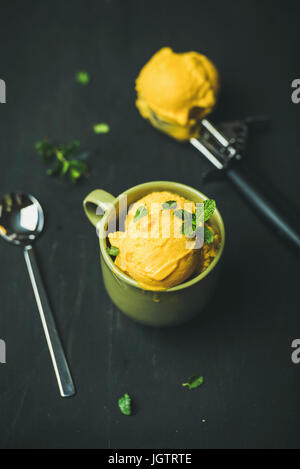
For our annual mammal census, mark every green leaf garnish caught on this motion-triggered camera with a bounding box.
[174,209,193,221]
[181,219,197,237]
[203,199,216,222]
[35,140,56,161]
[204,226,214,244]
[75,70,90,85]
[69,160,88,183]
[174,201,216,241]
[93,123,110,134]
[134,205,148,223]
[35,140,88,183]
[118,393,132,416]
[162,200,177,210]
[106,245,120,257]
[182,375,204,390]
[174,209,184,219]
[177,211,196,237]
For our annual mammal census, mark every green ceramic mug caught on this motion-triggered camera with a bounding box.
[83,181,225,327]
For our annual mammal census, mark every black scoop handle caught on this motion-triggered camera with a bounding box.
[226,164,300,253]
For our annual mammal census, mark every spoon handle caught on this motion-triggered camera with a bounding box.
[24,246,76,398]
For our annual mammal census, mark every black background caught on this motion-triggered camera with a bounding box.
[0,0,299,449]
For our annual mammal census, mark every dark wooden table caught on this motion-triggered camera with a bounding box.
[0,0,299,449]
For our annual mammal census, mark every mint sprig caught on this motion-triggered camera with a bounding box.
[35,140,88,183]
[179,199,216,242]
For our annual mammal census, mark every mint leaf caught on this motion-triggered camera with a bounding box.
[182,375,204,390]
[177,211,197,237]
[174,209,193,221]
[35,140,56,161]
[175,202,216,238]
[134,206,148,222]
[46,159,61,176]
[75,70,90,85]
[106,245,120,257]
[181,220,197,237]
[162,200,177,210]
[35,139,88,183]
[69,160,88,183]
[93,123,110,134]
[174,209,185,220]
[61,140,80,158]
[118,393,132,416]
[56,150,70,176]
[204,226,214,244]
[204,199,216,222]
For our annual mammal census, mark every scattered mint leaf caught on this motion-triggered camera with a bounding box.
[182,375,204,390]
[35,140,56,161]
[35,139,88,183]
[203,199,216,222]
[162,200,177,210]
[56,150,70,176]
[204,226,214,244]
[69,160,88,183]
[62,140,80,158]
[106,245,120,257]
[134,205,148,223]
[118,393,132,416]
[75,70,90,85]
[93,123,110,134]
[46,159,61,176]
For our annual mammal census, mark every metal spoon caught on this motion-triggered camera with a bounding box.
[0,192,75,397]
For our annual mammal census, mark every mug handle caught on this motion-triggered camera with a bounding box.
[83,190,115,227]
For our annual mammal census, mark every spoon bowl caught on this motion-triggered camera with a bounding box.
[0,192,44,246]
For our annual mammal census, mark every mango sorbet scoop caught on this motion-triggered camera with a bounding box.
[135,47,300,253]
[136,47,219,141]
[108,191,207,291]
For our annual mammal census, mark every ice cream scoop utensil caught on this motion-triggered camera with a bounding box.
[149,110,300,253]
[191,117,300,252]
[0,192,76,397]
